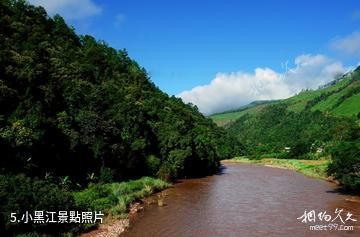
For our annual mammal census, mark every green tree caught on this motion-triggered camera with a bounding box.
[327,141,360,192]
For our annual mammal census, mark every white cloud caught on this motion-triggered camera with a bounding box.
[114,14,126,28]
[177,54,346,115]
[331,32,360,55]
[29,0,102,20]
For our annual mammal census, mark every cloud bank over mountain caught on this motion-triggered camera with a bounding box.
[178,54,346,115]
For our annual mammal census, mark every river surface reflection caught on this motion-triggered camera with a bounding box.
[123,163,360,237]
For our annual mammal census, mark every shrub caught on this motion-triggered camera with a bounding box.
[99,167,115,183]
[145,155,161,176]
[327,141,360,192]
[0,174,78,236]
[284,141,311,159]
[157,161,180,181]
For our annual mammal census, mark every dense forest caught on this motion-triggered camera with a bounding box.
[228,104,360,157]
[0,1,242,235]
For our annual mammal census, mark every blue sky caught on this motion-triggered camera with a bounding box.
[30,0,360,114]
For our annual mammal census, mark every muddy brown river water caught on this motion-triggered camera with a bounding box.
[123,163,360,237]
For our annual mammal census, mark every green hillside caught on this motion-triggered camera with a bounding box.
[284,69,360,115]
[211,67,360,125]
[210,100,278,126]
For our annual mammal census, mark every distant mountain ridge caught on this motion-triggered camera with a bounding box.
[211,100,280,116]
[210,66,360,126]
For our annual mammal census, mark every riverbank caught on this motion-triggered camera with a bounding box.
[78,177,170,237]
[222,157,330,180]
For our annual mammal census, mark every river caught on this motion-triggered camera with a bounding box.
[122,163,360,237]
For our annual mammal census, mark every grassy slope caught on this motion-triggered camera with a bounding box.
[332,91,360,116]
[284,75,352,112]
[223,157,329,180]
[211,70,360,125]
[211,104,267,126]
[210,101,277,126]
